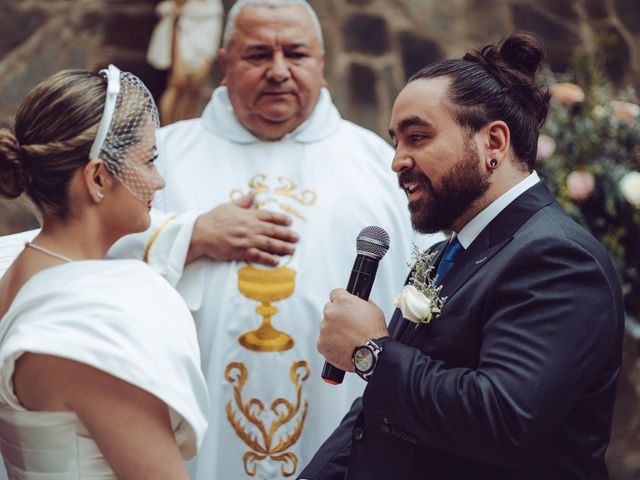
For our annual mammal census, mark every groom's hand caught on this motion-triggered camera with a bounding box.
[318,288,389,372]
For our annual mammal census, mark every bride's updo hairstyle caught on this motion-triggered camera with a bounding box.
[409,32,550,170]
[0,70,105,218]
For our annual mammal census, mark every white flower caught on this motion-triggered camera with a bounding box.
[620,171,640,208]
[400,246,447,327]
[394,285,434,324]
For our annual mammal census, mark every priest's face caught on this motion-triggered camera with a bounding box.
[390,77,491,233]
[220,5,326,141]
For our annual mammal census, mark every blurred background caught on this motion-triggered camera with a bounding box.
[1,0,640,477]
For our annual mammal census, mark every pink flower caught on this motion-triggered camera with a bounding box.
[566,170,595,202]
[537,134,556,162]
[551,83,585,108]
[610,100,640,125]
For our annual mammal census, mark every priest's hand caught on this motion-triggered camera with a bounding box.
[318,288,389,372]
[186,192,299,266]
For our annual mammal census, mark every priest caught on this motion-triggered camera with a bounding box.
[110,1,443,479]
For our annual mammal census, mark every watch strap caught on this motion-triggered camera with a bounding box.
[353,336,391,381]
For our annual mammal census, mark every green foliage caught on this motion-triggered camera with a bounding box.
[538,58,640,318]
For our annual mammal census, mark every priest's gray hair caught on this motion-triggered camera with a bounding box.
[222,0,324,51]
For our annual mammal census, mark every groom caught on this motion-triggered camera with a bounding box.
[300,33,624,479]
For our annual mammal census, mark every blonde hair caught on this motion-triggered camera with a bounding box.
[0,70,106,218]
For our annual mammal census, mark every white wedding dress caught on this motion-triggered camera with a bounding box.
[0,409,123,479]
[0,260,209,479]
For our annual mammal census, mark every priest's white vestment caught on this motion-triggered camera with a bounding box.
[111,86,445,479]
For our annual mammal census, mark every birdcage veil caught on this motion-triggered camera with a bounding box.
[89,64,161,203]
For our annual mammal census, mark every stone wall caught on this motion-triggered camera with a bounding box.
[1,1,640,476]
[311,0,640,136]
[1,0,639,139]
[0,0,162,233]
[2,0,639,232]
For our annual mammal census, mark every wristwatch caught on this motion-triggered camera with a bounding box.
[352,336,390,381]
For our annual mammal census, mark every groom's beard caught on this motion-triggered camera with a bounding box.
[400,140,491,234]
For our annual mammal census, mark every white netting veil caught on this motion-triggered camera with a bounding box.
[89,64,163,204]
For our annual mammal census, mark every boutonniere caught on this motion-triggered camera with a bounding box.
[394,247,447,328]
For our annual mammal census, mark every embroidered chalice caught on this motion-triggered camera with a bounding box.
[237,264,296,352]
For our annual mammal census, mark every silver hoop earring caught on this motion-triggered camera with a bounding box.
[96,192,104,200]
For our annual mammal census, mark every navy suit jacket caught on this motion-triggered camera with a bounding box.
[300,182,624,480]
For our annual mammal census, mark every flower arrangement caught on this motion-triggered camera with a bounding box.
[538,57,640,326]
[394,246,447,327]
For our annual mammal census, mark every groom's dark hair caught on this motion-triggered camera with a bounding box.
[409,32,551,171]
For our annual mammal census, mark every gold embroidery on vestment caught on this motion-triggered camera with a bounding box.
[225,360,310,477]
[237,265,296,352]
[230,174,317,352]
[274,177,317,206]
[143,214,177,263]
[230,174,317,214]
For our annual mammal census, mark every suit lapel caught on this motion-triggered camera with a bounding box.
[388,308,407,338]
[438,235,510,301]
[399,181,556,346]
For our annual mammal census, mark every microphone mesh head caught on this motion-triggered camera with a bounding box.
[356,226,390,259]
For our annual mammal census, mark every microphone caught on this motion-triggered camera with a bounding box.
[321,225,390,385]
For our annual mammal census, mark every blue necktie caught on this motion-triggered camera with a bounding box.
[434,237,464,285]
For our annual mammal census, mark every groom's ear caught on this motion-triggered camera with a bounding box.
[481,120,510,170]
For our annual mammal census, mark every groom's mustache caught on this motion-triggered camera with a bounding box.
[398,170,432,195]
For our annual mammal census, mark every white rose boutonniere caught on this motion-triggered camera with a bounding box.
[394,285,435,323]
[395,247,447,327]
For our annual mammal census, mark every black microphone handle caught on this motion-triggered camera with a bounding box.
[321,254,381,385]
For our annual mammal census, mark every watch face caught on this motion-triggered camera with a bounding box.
[354,346,374,373]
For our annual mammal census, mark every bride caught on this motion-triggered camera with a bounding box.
[0,66,208,479]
